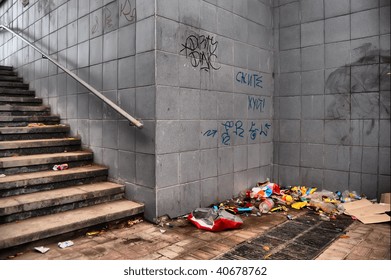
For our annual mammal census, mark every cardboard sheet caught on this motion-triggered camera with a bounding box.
[343,198,390,224]
[380,193,390,204]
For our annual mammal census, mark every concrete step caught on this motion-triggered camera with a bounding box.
[0,81,29,89]
[0,76,23,82]
[0,124,69,141]
[0,138,81,157]
[0,96,42,106]
[0,105,51,116]
[0,150,93,175]
[0,164,109,197]
[0,199,144,250]
[0,88,35,97]
[0,182,125,223]
[0,70,16,76]
[0,115,60,127]
[0,66,13,71]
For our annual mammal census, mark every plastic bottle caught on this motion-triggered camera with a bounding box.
[309,199,336,214]
[259,198,275,213]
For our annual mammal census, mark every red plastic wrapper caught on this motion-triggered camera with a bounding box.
[188,208,243,232]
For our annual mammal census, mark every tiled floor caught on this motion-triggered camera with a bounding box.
[4,210,390,260]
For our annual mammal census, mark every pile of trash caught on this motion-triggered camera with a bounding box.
[188,180,365,231]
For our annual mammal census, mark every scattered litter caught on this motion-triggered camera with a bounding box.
[159,229,167,234]
[259,198,274,213]
[127,218,143,227]
[0,174,6,178]
[291,201,308,210]
[308,199,337,214]
[34,246,50,254]
[187,177,383,233]
[339,235,350,239]
[27,123,45,127]
[7,252,23,259]
[52,163,69,171]
[188,208,243,232]
[262,246,270,251]
[319,213,330,221]
[86,230,104,236]
[58,240,74,249]
[271,205,288,212]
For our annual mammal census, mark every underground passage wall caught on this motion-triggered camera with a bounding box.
[149,0,275,219]
[273,0,390,200]
[1,0,389,221]
[0,0,275,221]
[0,0,158,219]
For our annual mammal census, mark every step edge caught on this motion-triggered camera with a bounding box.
[0,201,144,249]
[0,165,109,189]
[0,183,125,216]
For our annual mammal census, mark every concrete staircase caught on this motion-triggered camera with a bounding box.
[0,65,144,251]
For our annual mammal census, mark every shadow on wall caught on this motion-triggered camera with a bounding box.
[325,43,390,119]
[37,0,54,15]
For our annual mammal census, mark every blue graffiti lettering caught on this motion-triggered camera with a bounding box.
[248,96,266,112]
[203,121,271,145]
[249,122,259,140]
[234,121,244,138]
[221,121,234,145]
[260,123,271,137]
[203,129,218,137]
[235,71,263,88]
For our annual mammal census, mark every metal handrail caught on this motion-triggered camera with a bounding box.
[0,24,143,128]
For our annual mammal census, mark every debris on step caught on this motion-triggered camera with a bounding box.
[58,240,74,249]
[27,123,46,127]
[52,163,69,171]
[34,246,50,254]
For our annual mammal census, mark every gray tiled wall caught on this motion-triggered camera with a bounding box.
[273,0,390,199]
[154,0,274,219]
[0,0,275,221]
[0,0,158,219]
[1,0,388,221]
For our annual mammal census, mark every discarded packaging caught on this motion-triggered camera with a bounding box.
[127,218,143,227]
[259,198,275,213]
[319,213,330,221]
[343,198,391,224]
[58,240,74,249]
[27,123,46,127]
[309,199,337,214]
[0,174,6,178]
[86,231,103,236]
[291,201,308,210]
[188,208,243,232]
[53,163,69,171]
[262,246,270,251]
[34,246,50,254]
[339,235,350,239]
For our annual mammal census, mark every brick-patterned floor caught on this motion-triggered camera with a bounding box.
[316,222,391,260]
[5,210,390,260]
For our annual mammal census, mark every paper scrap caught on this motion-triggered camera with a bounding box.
[34,246,50,254]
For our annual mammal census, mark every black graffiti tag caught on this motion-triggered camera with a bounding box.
[180,35,221,71]
[120,0,136,22]
[103,7,113,29]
